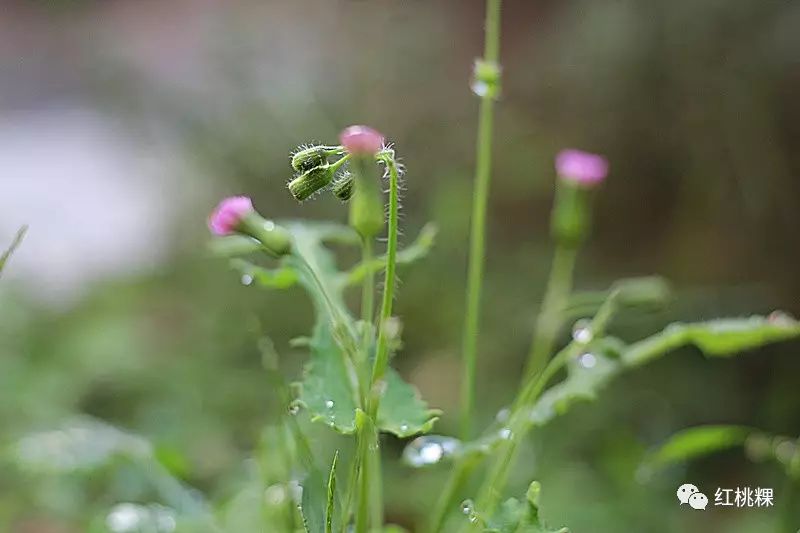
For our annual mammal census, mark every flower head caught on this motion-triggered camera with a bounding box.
[208,196,254,235]
[555,149,608,187]
[339,125,384,156]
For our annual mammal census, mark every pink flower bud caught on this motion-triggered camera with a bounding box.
[208,196,254,236]
[555,149,609,187]
[339,125,384,155]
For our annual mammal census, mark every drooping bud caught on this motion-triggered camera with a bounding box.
[208,196,291,258]
[339,125,384,156]
[287,165,335,202]
[291,145,337,172]
[550,149,609,246]
[331,171,354,202]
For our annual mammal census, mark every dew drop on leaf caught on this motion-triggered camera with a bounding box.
[571,318,593,344]
[288,401,302,415]
[402,435,461,468]
[578,352,597,369]
[495,407,510,423]
[240,274,254,286]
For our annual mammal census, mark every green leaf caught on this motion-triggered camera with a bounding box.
[297,321,359,434]
[230,259,299,289]
[300,468,327,533]
[285,222,437,437]
[377,368,441,438]
[623,314,800,367]
[529,351,621,428]
[644,425,753,469]
[11,416,151,473]
[344,223,438,286]
[0,225,26,277]
[483,481,569,533]
[325,451,338,533]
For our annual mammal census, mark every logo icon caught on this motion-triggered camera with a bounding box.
[677,483,707,510]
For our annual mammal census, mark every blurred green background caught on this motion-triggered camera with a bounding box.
[1,0,799,531]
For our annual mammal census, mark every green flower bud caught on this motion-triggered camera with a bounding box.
[348,156,384,238]
[550,180,591,246]
[291,145,337,172]
[238,212,292,258]
[288,165,335,202]
[331,171,354,202]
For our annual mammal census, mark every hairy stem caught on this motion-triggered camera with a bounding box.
[355,155,400,533]
[367,156,401,414]
[460,0,503,441]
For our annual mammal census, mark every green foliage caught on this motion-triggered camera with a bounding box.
[643,425,754,469]
[477,481,568,533]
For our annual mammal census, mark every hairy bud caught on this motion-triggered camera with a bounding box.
[288,165,335,202]
[331,172,354,202]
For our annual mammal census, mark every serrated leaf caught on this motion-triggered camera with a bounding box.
[623,314,800,367]
[645,425,754,468]
[377,368,441,438]
[298,322,359,434]
[529,352,621,427]
[285,222,437,437]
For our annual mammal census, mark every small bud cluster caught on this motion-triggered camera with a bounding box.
[286,125,386,207]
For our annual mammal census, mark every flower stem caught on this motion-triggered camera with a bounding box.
[467,291,621,525]
[520,245,578,386]
[367,155,401,415]
[356,155,400,533]
[460,0,502,441]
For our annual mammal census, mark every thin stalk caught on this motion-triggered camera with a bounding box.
[466,292,621,526]
[367,156,401,416]
[520,245,578,387]
[460,0,502,440]
[358,238,376,403]
[355,155,400,533]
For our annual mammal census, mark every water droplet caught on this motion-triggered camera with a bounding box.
[495,407,510,423]
[106,503,176,533]
[460,499,475,515]
[402,435,461,468]
[470,80,489,97]
[399,423,409,433]
[289,480,303,503]
[578,352,597,369]
[263,220,276,231]
[372,379,387,397]
[768,310,795,326]
[572,319,593,344]
[498,427,512,440]
[325,400,334,409]
[241,274,254,286]
[288,401,302,415]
